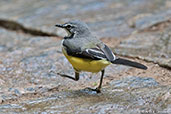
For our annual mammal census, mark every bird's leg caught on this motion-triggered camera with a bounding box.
[57,72,79,81]
[95,69,105,93]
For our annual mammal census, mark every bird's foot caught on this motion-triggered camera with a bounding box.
[85,87,101,93]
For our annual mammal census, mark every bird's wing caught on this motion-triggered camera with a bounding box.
[84,47,108,60]
[63,39,147,70]
[96,43,116,61]
[83,43,116,61]
[63,40,115,61]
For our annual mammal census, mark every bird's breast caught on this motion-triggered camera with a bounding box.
[62,47,111,73]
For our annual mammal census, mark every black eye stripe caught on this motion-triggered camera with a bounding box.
[64,23,76,28]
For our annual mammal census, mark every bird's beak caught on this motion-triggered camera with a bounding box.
[55,24,64,28]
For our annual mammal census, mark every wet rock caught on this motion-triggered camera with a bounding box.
[1,94,18,102]
[25,87,35,92]
[110,76,159,88]
[0,28,68,103]
[0,77,5,85]
[0,77,170,114]
[0,45,7,52]
[0,104,25,113]
[0,0,169,38]
[115,27,171,69]
[129,9,171,30]
[0,97,3,104]
[8,88,21,96]
[0,28,132,106]
[0,0,171,113]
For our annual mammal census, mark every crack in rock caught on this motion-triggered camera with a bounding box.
[0,19,58,37]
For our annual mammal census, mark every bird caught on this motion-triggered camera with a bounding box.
[55,20,147,93]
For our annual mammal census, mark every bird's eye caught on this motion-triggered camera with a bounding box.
[67,25,72,29]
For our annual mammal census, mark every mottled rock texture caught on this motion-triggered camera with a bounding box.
[0,0,170,113]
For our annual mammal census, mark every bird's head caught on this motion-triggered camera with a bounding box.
[55,20,90,38]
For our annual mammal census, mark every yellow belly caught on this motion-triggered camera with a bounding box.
[62,48,111,73]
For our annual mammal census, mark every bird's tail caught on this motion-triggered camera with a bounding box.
[112,58,147,70]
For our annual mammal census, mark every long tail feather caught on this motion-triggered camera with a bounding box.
[112,58,147,70]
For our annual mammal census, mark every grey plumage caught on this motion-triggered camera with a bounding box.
[56,20,147,70]
[56,20,116,62]
[55,20,147,93]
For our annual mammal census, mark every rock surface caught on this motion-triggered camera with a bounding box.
[0,0,171,113]
[0,76,170,114]
[115,20,171,69]
[0,0,170,38]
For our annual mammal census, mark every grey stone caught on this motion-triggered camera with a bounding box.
[0,0,169,38]
[115,27,171,68]
[110,76,159,88]
[0,82,170,114]
[25,87,35,92]
[134,9,171,30]
[0,0,171,113]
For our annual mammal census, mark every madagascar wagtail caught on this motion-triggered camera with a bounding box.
[55,20,147,93]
